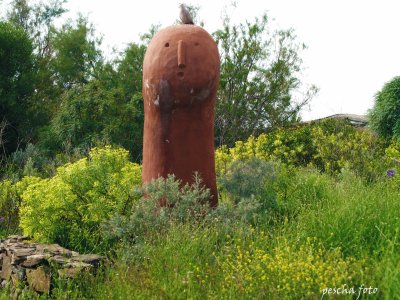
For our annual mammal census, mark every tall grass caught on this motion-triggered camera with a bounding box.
[2,167,400,299]
[65,169,398,299]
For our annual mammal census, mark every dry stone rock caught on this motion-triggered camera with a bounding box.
[26,267,50,293]
[1,255,11,280]
[0,236,104,294]
[21,254,49,268]
[11,267,25,287]
[58,262,92,279]
[72,254,103,266]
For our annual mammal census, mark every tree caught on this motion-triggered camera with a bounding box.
[50,16,103,89]
[6,1,104,144]
[369,76,400,140]
[6,0,68,134]
[214,13,317,146]
[37,27,146,161]
[7,0,67,58]
[0,21,34,156]
[42,79,143,159]
[113,43,146,160]
[115,43,146,101]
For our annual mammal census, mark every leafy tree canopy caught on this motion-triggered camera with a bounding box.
[369,76,400,140]
[50,16,103,89]
[214,13,317,146]
[0,21,34,155]
[1,1,317,166]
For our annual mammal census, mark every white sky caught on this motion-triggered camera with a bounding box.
[3,0,400,121]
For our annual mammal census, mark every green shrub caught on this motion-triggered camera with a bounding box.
[0,180,20,235]
[103,174,212,246]
[218,157,278,219]
[216,119,388,180]
[219,158,276,200]
[19,146,141,252]
[312,126,387,179]
[385,139,400,172]
[369,76,400,139]
[215,125,314,176]
[274,167,332,220]
[0,176,40,236]
[218,233,364,299]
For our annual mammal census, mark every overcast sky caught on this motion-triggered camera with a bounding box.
[3,0,400,121]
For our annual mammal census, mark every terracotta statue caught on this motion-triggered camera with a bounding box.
[142,24,220,207]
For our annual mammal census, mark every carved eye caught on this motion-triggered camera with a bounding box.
[165,42,170,47]
[195,42,199,46]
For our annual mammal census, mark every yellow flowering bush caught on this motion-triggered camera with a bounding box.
[0,180,20,231]
[19,146,142,252]
[218,232,364,298]
[215,119,388,180]
[215,125,313,176]
[0,176,42,233]
[385,139,400,162]
[312,127,387,179]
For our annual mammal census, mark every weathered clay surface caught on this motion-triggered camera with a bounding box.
[0,235,103,293]
[142,25,220,206]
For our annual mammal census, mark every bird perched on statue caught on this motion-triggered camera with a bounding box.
[179,3,194,25]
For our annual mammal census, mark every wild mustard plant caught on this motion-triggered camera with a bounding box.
[19,146,141,252]
[218,232,363,298]
[215,119,388,180]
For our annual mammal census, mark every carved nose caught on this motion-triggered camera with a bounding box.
[178,40,185,68]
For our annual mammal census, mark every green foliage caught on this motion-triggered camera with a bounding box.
[19,146,141,252]
[5,0,68,140]
[214,12,317,146]
[51,16,103,89]
[219,158,277,213]
[296,170,400,253]
[103,175,212,246]
[216,119,389,180]
[41,78,144,160]
[4,154,400,298]
[385,139,400,171]
[369,76,400,139]
[0,180,20,234]
[114,43,146,99]
[91,168,400,299]
[274,167,332,220]
[312,126,387,179]
[218,234,363,298]
[6,0,67,56]
[2,2,318,168]
[0,21,34,155]
[111,42,146,160]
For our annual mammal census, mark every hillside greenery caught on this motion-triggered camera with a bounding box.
[369,76,400,140]
[1,118,400,298]
[0,0,313,171]
[1,1,400,299]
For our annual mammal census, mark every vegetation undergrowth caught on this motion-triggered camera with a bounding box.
[2,0,400,297]
[1,119,400,299]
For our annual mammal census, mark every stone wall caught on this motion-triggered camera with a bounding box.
[0,235,103,293]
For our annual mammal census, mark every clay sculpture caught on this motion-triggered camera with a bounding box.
[142,24,220,207]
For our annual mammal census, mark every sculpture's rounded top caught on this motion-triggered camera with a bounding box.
[143,25,220,106]
[149,24,216,46]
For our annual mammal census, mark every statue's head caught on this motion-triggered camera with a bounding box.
[143,25,220,108]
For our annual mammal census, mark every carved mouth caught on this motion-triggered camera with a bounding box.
[177,72,184,79]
